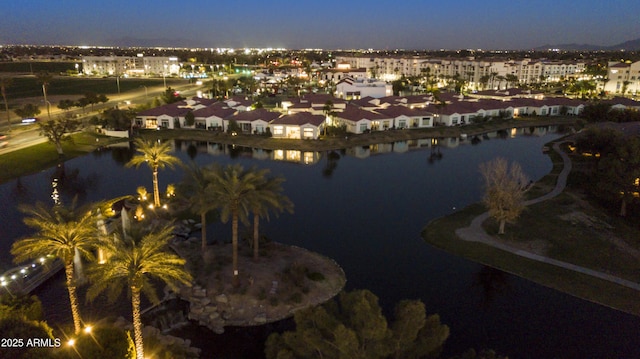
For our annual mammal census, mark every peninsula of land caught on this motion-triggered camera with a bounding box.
[422,137,640,316]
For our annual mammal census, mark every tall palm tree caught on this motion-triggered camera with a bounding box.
[250,174,293,261]
[126,138,181,207]
[11,200,99,334]
[86,224,192,359]
[179,162,218,252]
[0,76,12,130]
[208,164,265,286]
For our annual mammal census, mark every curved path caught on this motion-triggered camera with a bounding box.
[455,141,640,291]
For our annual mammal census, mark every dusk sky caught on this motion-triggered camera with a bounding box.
[3,0,640,50]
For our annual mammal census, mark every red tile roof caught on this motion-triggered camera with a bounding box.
[226,108,281,122]
[337,105,387,121]
[271,112,325,126]
[192,104,236,118]
[374,105,433,118]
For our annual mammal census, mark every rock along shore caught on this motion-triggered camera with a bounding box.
[173,240,346,334]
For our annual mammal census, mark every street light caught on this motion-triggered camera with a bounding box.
[45,100,52,120]
[163,64,167,88]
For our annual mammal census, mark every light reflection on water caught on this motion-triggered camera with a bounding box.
[1,127,639,359]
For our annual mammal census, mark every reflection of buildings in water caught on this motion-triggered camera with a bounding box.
[407,138,433,150]
[393,141,409,153]
[369,143,393,154]
[171,140,320,164]
[272,150,320,165]
[168,125,559,163]
[251,148,271,161]
[441,137,460,148]
[526,125,557,137]
[346,146,370,159]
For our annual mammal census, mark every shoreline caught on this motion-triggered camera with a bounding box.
[172,240,346,333]
[142,116,579,152]
[421,138,640,317]
[0,116,578,184]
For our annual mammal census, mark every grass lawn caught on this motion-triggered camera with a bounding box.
[0,131,125,183]
[0,61,77,74]
[3,76,187,106]
[422,139,640,316]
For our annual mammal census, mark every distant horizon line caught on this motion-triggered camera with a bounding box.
[1,42,636,53]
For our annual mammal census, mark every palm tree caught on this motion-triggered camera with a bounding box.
[11,200,99,334]
[505,74,519,89]
[479,74,491,91]
[0,76,12,130]
[249,174,293,261]
[322,100,335,135]
[208,164,265,286]
[86,223,192,359]
[495,75,506,90]
[489,72,498,90]
[179,162,218,252]
[126,138,181,207]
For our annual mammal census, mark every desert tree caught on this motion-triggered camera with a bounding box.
[479,157,529,234]
[595,137,640,216]
[14,103,41,120]
[38,112,82,156]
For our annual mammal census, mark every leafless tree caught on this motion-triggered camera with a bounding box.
[480,157,529,234]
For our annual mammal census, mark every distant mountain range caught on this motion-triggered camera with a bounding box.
[534,38,640,51]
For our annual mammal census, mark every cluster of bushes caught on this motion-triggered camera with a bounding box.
[581,102,640,123]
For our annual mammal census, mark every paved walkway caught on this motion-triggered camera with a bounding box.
[455,141,640,291]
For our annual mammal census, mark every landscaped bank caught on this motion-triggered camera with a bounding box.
[421,139,640,316]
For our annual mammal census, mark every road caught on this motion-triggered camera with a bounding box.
[0,81,202,155]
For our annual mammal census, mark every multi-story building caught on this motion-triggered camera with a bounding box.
[335,55,587,89]
[81,55,180,76]
[604,61,640,96]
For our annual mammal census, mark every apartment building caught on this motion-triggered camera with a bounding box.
[81,55,180,76]
[604,61,640,96]
[336,55,586,89]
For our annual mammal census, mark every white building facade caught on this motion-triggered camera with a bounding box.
[82,55,180,76]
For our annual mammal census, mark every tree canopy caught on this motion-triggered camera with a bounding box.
[14,103,41,119]
[161,87,184,104]
[37,113,81,156]
[480,157,529,234]
[265,289,449,359]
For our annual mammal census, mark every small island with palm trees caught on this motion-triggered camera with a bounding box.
[8,137,346,359]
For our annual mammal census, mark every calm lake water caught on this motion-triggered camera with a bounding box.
[1,127,639,359]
